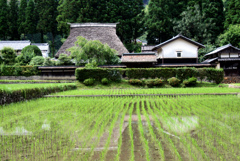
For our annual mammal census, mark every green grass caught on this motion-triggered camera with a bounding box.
[0,83,76,91]
[0,95,240,160]
[51,87,240,96]
[0,80,75,83]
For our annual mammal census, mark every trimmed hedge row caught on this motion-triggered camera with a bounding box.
[75,68,124,82]
[0,65,39,76]
[75,67,224,84]
[0,85,76,105]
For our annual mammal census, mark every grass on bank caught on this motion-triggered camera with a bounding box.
[0,83,76,92]
[0,80,76,83]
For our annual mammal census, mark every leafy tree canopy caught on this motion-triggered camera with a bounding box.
[0,47,17,65]
[67,36,120,66]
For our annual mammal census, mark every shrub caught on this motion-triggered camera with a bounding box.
[83,78,95,86]
[0,47,17,65]
[101,78,109,85]
[30,56,44,66]
[16,51,36,65]
[0,65,39,76]
[154,78,163,86]
[168,77,181,87]
[183,77,197,87]
[205,68,224,84]
[57,53,73,66]
[129,79,143,86]
[22,45,42,56]
[176,67,197,81]
[43,57,54,66]
[75,68,123,82]
[145,79,155,88]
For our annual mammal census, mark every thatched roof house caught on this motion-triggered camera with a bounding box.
[55,23,128,58]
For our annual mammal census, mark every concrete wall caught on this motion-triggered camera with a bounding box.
[157,38,198,59]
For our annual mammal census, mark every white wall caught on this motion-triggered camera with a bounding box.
[221,53,239,58]
[157,38,198,58]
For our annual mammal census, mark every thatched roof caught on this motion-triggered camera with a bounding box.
[121,53,157,63]
[55,23,128,58]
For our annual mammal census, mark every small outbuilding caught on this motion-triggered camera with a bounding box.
[121,53,157,68]
[203,44,240,76]
[55,23,129,58]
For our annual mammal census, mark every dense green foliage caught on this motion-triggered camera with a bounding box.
[43,57,54,66]
[29,56,44,66]
[217,24,240,48]
[167,77,181,87]
[0,47,17,65]
[22,45,42,56]
[224,0,240,28]
[0,0,8,39]
[68,36,120,66]
[8,0,19,40]
[75,68,123,82]
[83,78,95,86]
[0,83,76,105]
[16,51,36,65]
[56,53,73,66]
[0,64,39,76]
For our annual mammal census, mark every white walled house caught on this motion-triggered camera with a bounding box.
[152,34,205,64]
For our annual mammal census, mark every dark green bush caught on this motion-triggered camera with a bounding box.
[205,68,224,84]
[75,68,123,82]
[22,45,42,56]
[0,64,39,76]
[145,79,155,88]
[168,77,181,87]
[176,67,197,81]
[43,57,54,66]
[183,77,197,87]
[101,78,109,85]
[129,79,144,86]
[154,78,163,86]
[57,53,73,66]
[30,56,44,66]
[16,51,36,65]
[0,47,17,65]
[0,85,76,105]
[83,78,95,86]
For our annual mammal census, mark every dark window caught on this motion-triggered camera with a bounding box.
[177,51,181,57]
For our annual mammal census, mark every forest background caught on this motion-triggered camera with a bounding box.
[0,0,239,59]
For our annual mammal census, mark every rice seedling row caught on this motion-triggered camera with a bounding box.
[0,95,240,160]
[51,87,240,96]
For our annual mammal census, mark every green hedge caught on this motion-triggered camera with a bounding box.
[76,67,224,84]
[0,85,76,105]
[0,65,39,76]
[75,68,124,82]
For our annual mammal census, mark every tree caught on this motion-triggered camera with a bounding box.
[43,57,54,66]
[37,0,59,56]
[16,51,36,65]
[198,44,216,62]
[217,24,240,48]
[25,0,36,41]
[174,5,214,44]
[0,0,8,39]
[18,0,27,39]
[203,0,224,43]
[56,53,73,66]
[67,36,120,66]
[0,47,17,65]
[22,45,42,56]
[29,56,44,66]
[224,0,240,28]
[8,0,19,40]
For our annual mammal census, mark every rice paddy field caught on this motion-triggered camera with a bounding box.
[0,83,76,91]
[1,95,240,161]
[51,87,240,96]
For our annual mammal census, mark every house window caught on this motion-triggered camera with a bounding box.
[177,51,182,57]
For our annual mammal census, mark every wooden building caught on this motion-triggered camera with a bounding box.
[203,44,240,76]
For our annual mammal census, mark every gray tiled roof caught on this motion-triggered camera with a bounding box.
[205,44,240,57]
[152,34,205,51]
[0,40,31,50]
[32,43,49,51]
